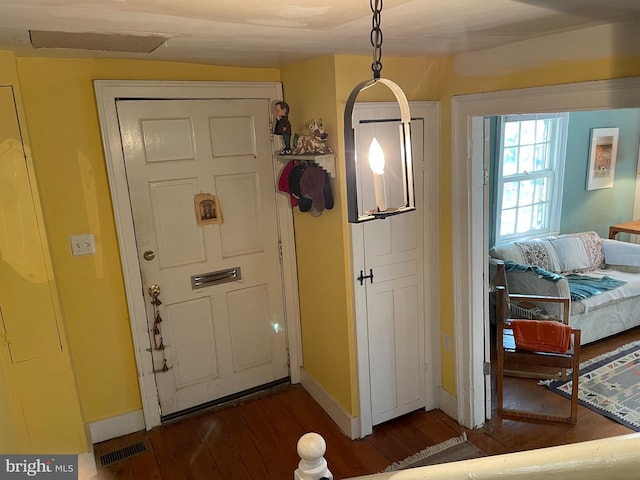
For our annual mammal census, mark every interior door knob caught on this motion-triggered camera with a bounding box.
[148,284,161,298]
[143,250,156,261]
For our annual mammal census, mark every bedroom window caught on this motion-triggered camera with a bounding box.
[495,113,569,245]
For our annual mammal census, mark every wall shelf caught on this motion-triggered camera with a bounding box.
[275,153,336,178]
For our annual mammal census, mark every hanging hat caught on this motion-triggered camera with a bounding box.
[289,163,312,212]
[323,171,334,210]
[278,161,298,207]
[300,165,326,216]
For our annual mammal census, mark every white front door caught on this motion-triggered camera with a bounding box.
[116,98,288,417]
[352,102,437,432]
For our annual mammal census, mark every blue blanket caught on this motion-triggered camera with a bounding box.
[566,274,627,301]
[503,261,564,281]
[503,260,626,300]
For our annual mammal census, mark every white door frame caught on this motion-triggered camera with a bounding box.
[352,101,440,438]
[633,143,640,241]
[94,80,302,430]
[451,76,640,429]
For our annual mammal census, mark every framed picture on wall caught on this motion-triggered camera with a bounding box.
[587,127,619,190]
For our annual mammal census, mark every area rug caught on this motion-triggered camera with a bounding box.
[547,340,640,431]
[382,432,486,472]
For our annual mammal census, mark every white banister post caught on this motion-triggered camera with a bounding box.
[294,432,334,480]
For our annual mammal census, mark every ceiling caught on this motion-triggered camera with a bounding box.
[1,0,639,67]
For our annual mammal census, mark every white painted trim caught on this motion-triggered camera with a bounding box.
[350,101,440,438]
[481,117,493,421]
[88,409,146,444]
[437,386,458,422]
[78,451,97,480]
[300,368,359,440]
[451,76,640,429]
[424,102,442,416]
[633,143,640,244]
[94,80,302,429]
[351,220,371,437]
[271,158,303,379]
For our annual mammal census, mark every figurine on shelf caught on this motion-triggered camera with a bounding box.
[292,118,333,155]
[274,101,292,154]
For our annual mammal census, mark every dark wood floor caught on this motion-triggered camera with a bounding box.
[90,326,640,480]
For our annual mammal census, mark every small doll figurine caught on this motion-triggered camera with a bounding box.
[274,101,292,154]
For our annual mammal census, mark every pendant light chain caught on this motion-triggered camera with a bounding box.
[370,0,383,79]
[345,0,414,223]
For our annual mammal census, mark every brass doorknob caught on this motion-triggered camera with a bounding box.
[143,250,156,261]
[148,284,161,298]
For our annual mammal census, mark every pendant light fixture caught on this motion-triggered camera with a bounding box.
[344,0,415,223]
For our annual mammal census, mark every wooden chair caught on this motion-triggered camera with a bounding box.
[494,263,581,424]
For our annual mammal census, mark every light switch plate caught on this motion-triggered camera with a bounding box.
[70,234,96,256]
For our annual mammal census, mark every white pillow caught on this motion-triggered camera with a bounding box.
[602,239,640,267]
[549,231,604,274]
[491,239,561,272]
[549,237,591,273]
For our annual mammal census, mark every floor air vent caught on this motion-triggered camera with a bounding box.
[99,441,147,467]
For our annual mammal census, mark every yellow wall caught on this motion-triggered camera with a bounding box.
[280,57,357,412]
[13,56,281,424]
[0,51,87,453]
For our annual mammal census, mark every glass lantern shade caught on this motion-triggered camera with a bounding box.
[344,78,415,223]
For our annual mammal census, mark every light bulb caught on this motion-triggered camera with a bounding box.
[368,137,387,211]
[368,137,385,174]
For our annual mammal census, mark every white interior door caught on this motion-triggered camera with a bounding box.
[352,103,431,429]
[116,98,288,418]
[364,208,425,426]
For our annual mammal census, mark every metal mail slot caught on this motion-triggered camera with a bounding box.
[191,267,241,289]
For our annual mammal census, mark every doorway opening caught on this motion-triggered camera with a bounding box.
[452,76,640,429]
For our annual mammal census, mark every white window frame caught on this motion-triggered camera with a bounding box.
[495,112,569,245]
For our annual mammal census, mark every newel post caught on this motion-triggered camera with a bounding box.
[294,432,333,480]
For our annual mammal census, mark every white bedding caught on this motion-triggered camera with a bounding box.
[574,268,640,314]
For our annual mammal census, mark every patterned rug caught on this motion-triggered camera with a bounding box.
[382,433,485,471]
[547,340,640,431]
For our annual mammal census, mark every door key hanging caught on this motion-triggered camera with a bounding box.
[148,284,170,372]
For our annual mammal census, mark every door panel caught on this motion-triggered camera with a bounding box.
[150,179,206,267]
[216,173,263,256]
[369,279,421,418]
[141,118,194,162]
[167,298,218,387]
[227,285,271,370]
[116,98,288,417]
[209,116,257,157]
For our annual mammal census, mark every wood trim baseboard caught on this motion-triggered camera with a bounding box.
[300,368,360,439]
[438,386,458,422]
[88,409,145,444]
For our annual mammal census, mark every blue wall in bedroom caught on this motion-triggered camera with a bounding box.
[560,109,640,239]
